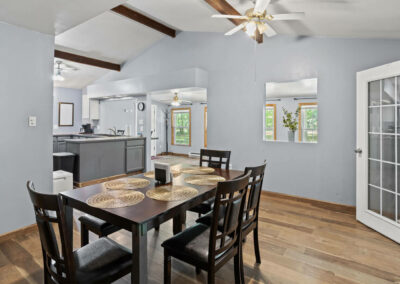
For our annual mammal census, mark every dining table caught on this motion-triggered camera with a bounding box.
[60,164,243,284]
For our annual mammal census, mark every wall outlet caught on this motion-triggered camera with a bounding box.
[29,116,37,127]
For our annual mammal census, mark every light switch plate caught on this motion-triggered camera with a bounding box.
[29,116,37,127]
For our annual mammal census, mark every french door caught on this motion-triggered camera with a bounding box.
[357,61,400,243]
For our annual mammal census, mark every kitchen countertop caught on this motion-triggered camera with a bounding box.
[64,136,145,144]
[54,133,145,143]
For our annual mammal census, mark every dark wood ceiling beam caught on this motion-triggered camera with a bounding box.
[54,50,121,71]
[204,0,263,44]
[111,5,176,38]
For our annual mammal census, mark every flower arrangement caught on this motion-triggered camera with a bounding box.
[282,107,300,132]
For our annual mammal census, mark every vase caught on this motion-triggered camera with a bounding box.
[288,131,295,142]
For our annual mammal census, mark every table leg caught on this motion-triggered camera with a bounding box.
[132,223,148,284]
[172,212,186,235]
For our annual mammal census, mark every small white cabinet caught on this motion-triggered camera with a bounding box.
[89,99,100,120]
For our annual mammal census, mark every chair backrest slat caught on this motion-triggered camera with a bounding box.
[27,181,75,283]
[208,172,250,263]
[200,149,231,170]
[242,162,267,229]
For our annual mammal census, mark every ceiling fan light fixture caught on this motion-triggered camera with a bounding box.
[52,70,64,81]
[171,93,181,106]
[257,22,267,34]
[245,21,257,37]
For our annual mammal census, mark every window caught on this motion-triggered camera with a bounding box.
[171,108,191,146]
[264,104,276,141]
[204,106,207,147]
[299,103,318,142]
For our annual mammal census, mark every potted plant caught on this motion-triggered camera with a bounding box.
[282,107,300,142]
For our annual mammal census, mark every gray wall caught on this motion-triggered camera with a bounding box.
[167,103,206,155]
[98,98,136,135]
[96,32,400,206]
[0,22,54,234]
[53,87,82,134]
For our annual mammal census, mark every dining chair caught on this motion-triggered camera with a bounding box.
[162,172,251,284]
[196,162,266,283]
[188,149,231,216]
[27,181,132,283]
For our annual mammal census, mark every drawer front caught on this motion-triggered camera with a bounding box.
[126,139,145,147]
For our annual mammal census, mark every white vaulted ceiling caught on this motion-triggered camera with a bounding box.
[126,0,234,32]
[55,11,165,64]
[3,0,400,89]
[0,0,126,35]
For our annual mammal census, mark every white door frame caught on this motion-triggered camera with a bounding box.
[356,60,400,243]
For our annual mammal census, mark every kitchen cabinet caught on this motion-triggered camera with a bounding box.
[125,139,145,173]
[89,100,100,120]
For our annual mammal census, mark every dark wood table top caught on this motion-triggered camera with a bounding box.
[61,164,242,230]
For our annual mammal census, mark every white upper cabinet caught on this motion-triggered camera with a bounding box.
[89,99,100,120]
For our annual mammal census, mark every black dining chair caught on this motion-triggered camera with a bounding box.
[188,149,231,216]
[162,172,251,284]
[27,181,132,283]
[196,162,266,282]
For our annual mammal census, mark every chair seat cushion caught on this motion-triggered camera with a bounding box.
[189,198,215,214]
[162,223,231,264]
[79,215,119,234]
[74,237,132,283]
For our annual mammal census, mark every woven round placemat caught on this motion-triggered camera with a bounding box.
[87,190,145,209]
[181,166,215,175]
[143,168,181,179]
[184,175,226,186]
[104,178,150,190]
[146,185,198,201]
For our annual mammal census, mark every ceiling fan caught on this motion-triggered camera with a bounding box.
[159,92,192,106]
[212,0,305,40]
[53,60,78,82]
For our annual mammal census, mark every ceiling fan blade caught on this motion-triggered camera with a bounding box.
[212,14,248,19]
[254,0,271,14]
[225,23,246,36]
[270,12,305,21]
[263,22,277,37]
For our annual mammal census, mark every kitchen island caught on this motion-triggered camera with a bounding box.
[61,135,146,186]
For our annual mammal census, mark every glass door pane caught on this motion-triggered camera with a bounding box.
[368,76,398,222]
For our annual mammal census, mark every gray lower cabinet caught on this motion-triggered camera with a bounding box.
[126,146,144,172]
[58,141,67,152]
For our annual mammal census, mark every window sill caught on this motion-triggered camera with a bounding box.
[263,139,318,144]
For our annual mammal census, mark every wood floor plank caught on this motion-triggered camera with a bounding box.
[2,194,400,283]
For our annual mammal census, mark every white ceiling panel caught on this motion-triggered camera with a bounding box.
[151,88,207,105]
[55,11,165,64]
[53,59,109,89]
[126,0,234,32]
[0,0,126,35]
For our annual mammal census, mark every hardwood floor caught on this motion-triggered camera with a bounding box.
[2,194,400,283]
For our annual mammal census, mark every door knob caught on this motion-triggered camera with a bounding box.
[354,148,362,154]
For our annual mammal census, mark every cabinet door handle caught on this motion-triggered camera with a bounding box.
[53,177,66,181]
[354,148,362,154]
